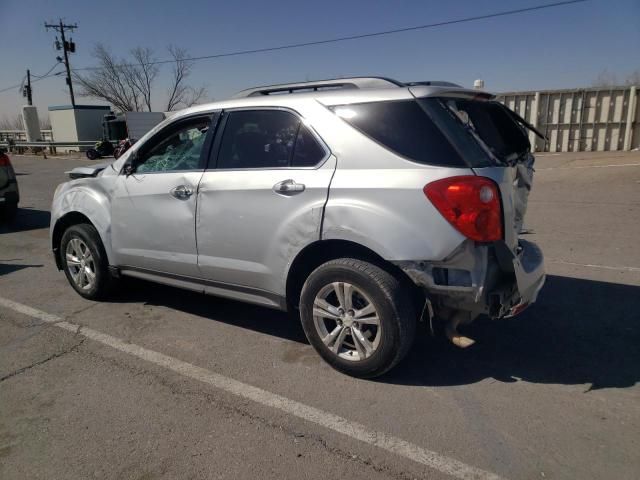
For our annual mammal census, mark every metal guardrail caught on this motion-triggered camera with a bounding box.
[1,141,96,147]
[0,140,119,155]
[0,129,54,142]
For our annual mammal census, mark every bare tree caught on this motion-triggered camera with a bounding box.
[75,43,206,113]
[127,47,159,111]
[593,68,640,88]
[74,44,141,112]
[0,114,24,130]
[0,114,49,130]
[183,85,208,107]
[624,70,640,86]
[165,45,207,110]
[593,69,618,87]
[165,46,190,111]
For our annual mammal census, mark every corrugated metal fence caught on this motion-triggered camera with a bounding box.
[497,86,638,152]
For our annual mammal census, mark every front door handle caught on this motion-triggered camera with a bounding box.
[170,185,194,200]
[273,179,305,195]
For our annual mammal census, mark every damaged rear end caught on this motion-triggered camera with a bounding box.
[399,88,546,345]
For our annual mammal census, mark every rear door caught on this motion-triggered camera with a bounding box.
[196,108,335,299]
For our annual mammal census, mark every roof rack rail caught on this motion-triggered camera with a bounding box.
[405,81,463,88]
[232,77,404,98]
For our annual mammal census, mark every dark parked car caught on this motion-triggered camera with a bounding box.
[0,149,19,221]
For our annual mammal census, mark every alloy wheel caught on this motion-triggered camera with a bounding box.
[65,237,96,291]
[312,282,381,362]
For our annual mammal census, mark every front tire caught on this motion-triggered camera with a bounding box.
[60,224,114,300]
[299,258,416,378]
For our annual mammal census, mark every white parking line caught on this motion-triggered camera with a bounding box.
[536,162,640,171]
[0,296,504,480]
[548,260,640,272]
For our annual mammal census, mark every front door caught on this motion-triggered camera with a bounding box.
[111,114,215,277]
[196,108,335,297]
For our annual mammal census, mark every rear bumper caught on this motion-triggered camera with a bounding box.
[491,239,545,318]
[394,239,545,319]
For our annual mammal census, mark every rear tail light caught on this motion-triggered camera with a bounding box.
[424,176,503,242]
[0,153,11,167]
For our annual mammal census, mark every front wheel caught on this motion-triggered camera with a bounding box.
[299,258,416,378]
[60,224,115,300]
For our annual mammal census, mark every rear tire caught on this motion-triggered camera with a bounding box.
[299,258,416,378]
[60,223,115,300]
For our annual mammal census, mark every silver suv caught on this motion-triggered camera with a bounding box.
[51,77,545,378]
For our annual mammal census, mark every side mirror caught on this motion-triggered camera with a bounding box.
[123,152,139,176]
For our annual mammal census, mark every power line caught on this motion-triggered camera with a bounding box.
[72,0,587,72]
[0,82,24,94]
[0,0,587,94]
[31,61,62,78]
[0,70,65,94]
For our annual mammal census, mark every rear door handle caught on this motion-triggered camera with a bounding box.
[170,185,194,200]
[273,179,305,195]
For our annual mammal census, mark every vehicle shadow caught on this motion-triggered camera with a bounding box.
[110,279,307,344]
[0,208,51,234]
[0,262,43,276]
[380,275,640,390]
[111,274,639,390]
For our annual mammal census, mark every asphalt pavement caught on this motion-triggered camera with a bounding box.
[1,151,639,479]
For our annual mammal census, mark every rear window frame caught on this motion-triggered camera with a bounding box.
[329,98,487,169]
[432,98,532,164]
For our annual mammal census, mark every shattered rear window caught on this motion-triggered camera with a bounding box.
[434,99,531,163]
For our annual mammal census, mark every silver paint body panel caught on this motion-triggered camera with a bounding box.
[196,156,336,296]
[111,170,205,276]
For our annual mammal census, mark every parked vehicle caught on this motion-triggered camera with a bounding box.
[113,138,135,159]
[86,139,115,160]
[0,149,19,222]
[50,77,545,377]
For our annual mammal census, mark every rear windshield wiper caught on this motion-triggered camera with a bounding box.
[501,105,547,142]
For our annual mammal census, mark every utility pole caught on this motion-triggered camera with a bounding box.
[45,19,77,107]
[23,69,33,105]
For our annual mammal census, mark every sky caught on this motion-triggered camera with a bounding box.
[0,0,638,119]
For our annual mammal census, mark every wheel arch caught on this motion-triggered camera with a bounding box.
[285,239,422,312]
[52,211,108,270]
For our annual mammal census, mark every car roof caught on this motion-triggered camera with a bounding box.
[168,77,493,120]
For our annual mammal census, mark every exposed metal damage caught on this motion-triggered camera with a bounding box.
[395,237,545,348]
